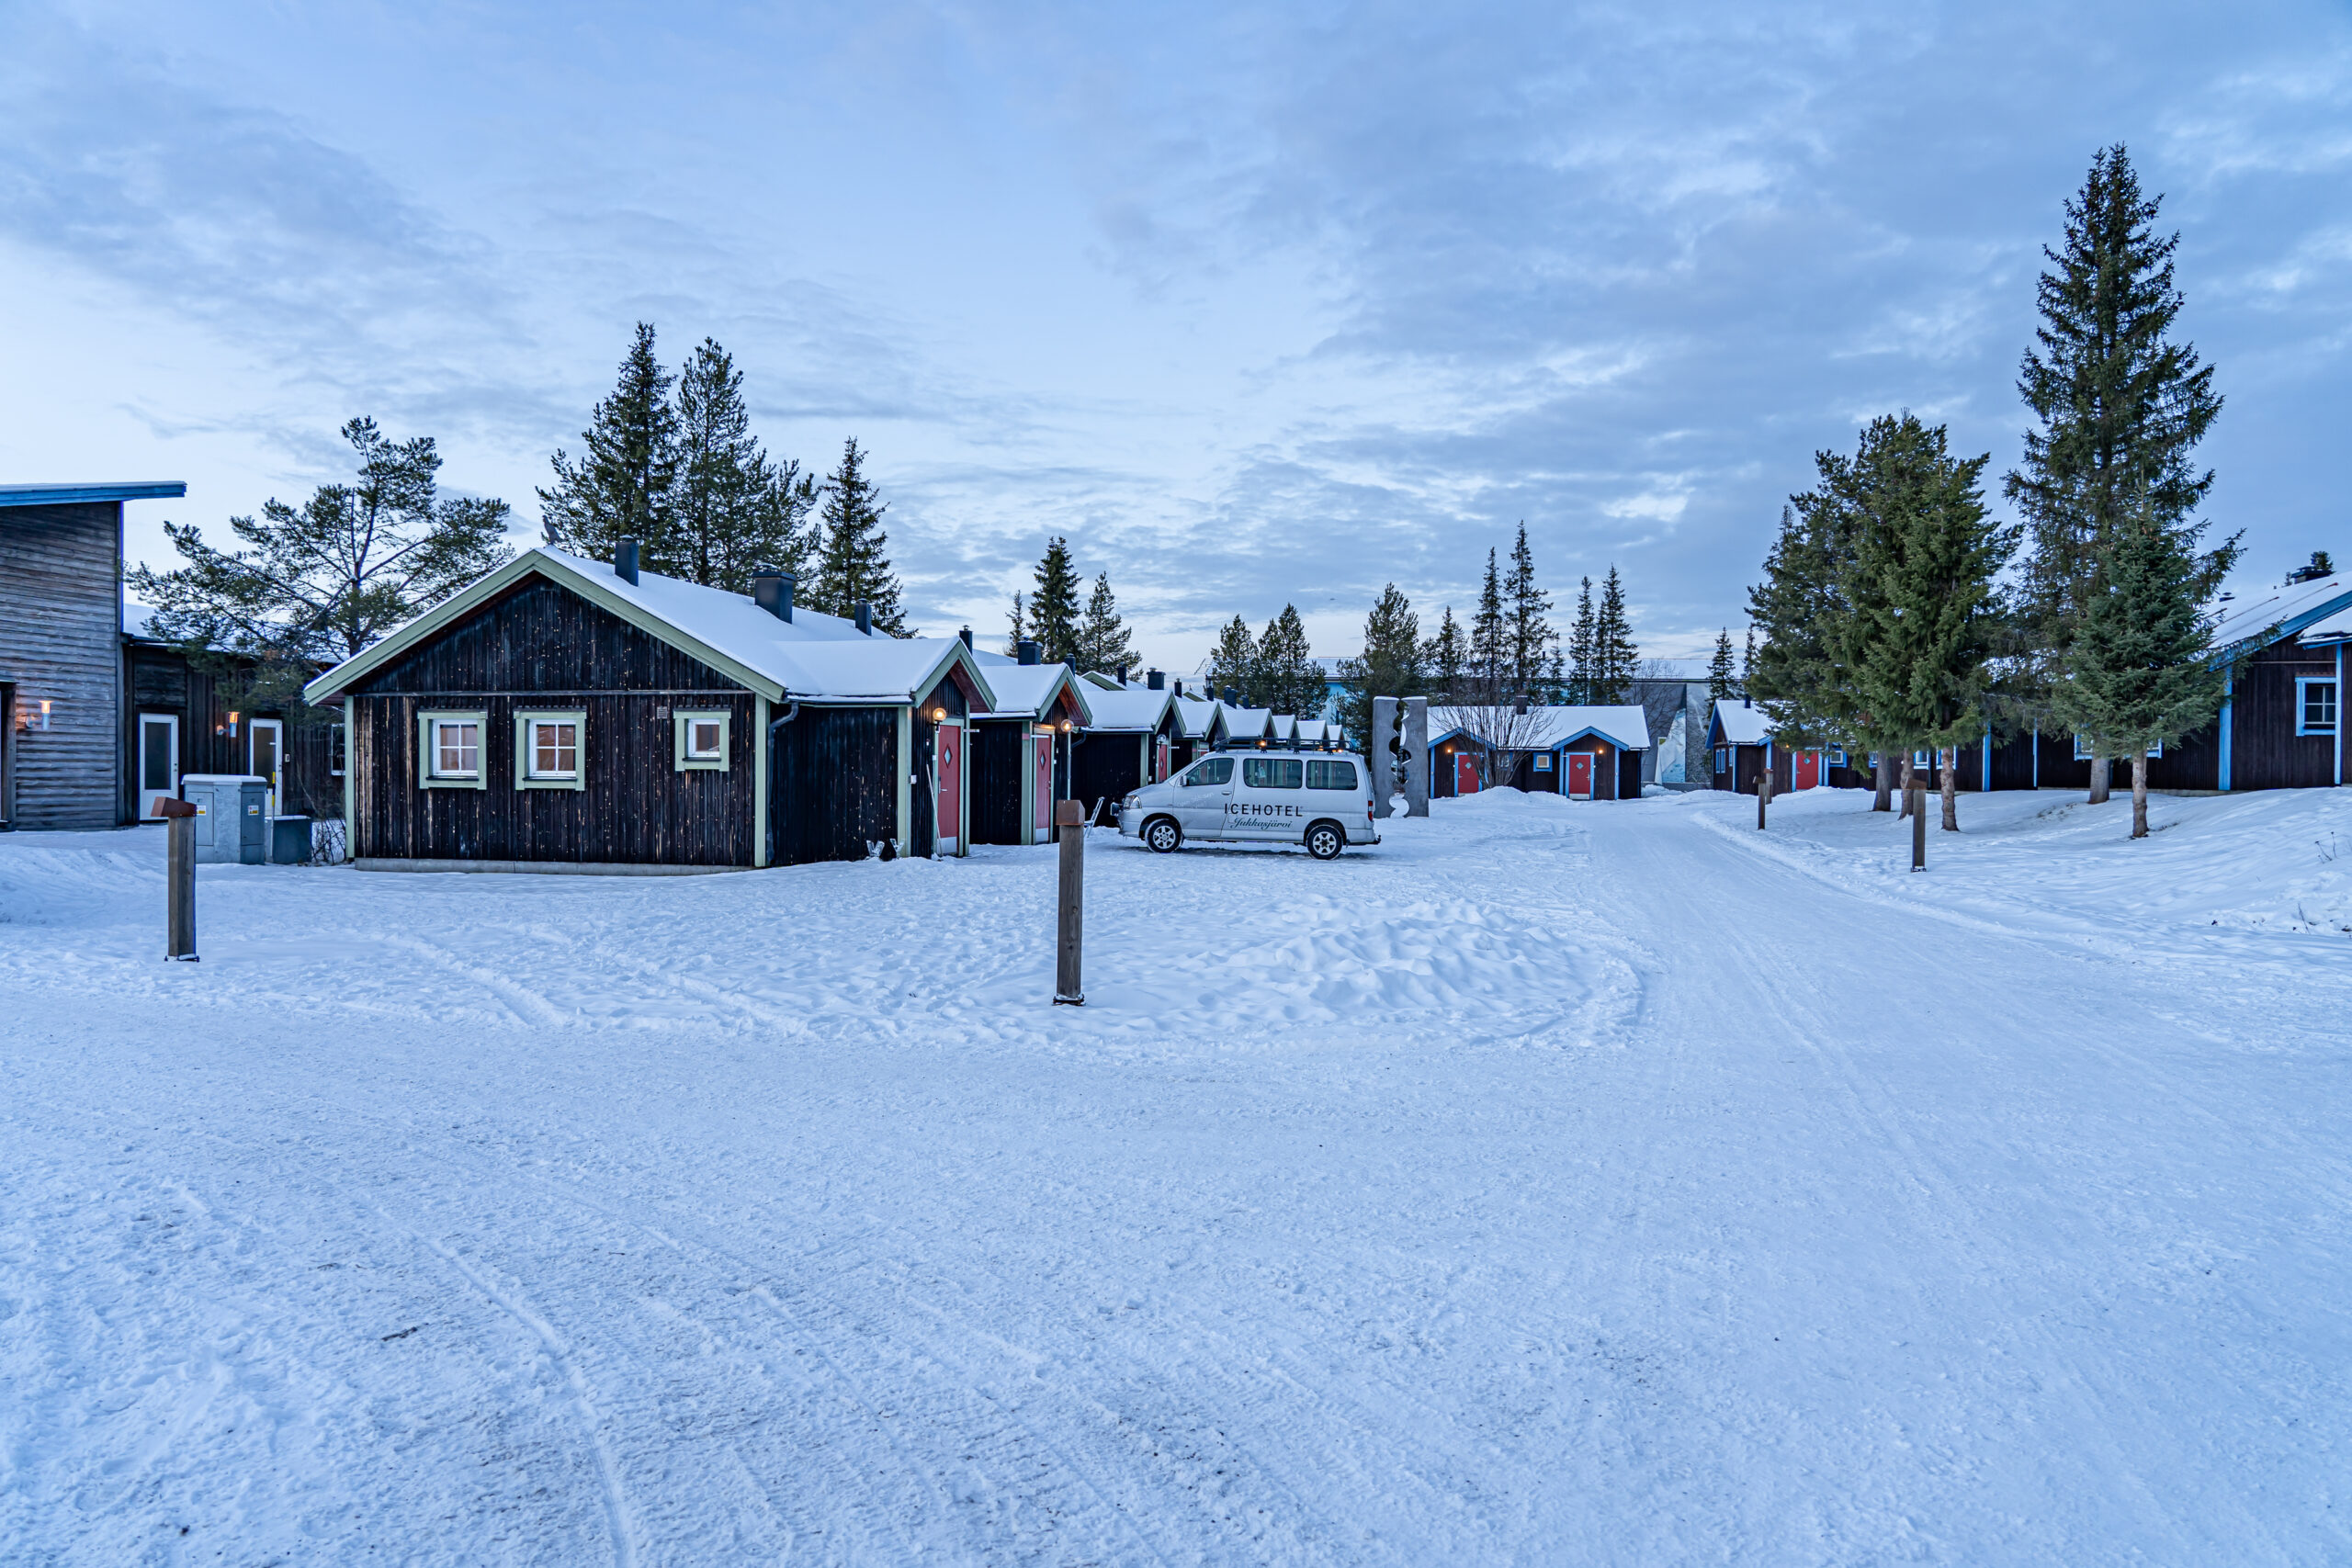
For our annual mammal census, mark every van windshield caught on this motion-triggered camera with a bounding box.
[1243,758,1303,789]
[1306,759,1357,790]
[1183,757,1234,786]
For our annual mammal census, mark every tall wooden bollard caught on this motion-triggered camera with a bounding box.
[1757,765,1771,829]
[1911,784,1928,872]
[159,798,199,960]
[1054,799,1085,1005]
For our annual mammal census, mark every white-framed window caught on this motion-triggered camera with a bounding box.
[418,710,488,789]
[2297,677,2338,737]
[674,709,731,771]
[1913,748,1934,767]
[515,710,586,791]
[329,723,345,777]
[1713,747,1729,774]
[1532,752,1554,772]
[1826,748,1848,767]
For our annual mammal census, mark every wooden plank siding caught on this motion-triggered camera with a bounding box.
[967,720,1029,845]
[2217,637,2336,791]
[1,501,122,828]
[348,577,757,865]
[119,644,343,822]
[772,706,898,865]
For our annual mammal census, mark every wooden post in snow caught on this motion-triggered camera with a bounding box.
[1910,783,1928,872]
[1756,761,1771,829]
[1054,799,1084,1005]
[159,798,198,960]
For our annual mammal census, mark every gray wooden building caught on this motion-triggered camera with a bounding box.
[1,481,187,830]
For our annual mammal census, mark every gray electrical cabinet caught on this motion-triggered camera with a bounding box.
[181,774,268,864]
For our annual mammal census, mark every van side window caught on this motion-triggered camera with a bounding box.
[1306,759,1357,791]
[1243,758,1303,789]
[1183,757,1234,786]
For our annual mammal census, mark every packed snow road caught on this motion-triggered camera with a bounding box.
[3,789,2347,1565]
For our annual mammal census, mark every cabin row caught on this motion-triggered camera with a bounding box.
[1704,569,2352,797]
[1428,705,1653,800]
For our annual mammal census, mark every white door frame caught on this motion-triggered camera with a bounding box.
[137,711,181,820]
[248,716,285,818]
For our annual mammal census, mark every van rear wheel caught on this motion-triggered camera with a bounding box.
[1305,822,1346,860]
[1144,817,1182,853]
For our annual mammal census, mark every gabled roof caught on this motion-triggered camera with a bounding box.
[1432,705,1653,752]
[1078,682,1174,731]
[1,481,187,508]
[972,662,1093,724]
[1217,703,1273,740]
[1170,694,1223,739]
[2207,570,2352,656]
[303,546,996,709]
[1710,701,1771,747]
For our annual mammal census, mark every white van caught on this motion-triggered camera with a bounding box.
[1117,750,1380,859]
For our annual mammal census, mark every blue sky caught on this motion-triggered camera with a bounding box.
[4,2,2346,670]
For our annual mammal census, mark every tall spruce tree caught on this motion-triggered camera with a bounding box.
[1255,604,1317,716]
[2007,145,2227,805]
[1425,607,1467,701]
[1470,550,1507,695]
[1849,413,2017,830]
[1076,572,1139,675]
[808,438,906,631]
[1004,591,1026,655]
[1706,629,1738,704]
[671,337,814,592]
[1338,583,1422,749]
[2065,492,2233,839]
[1503,524,1555,695]
[1565,578,1597,704]
[1205,616,1258,704]
[1027,538,1082,664]
[1592,566,1638,703]
[539,322,679,567]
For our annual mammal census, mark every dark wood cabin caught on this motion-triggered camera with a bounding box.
[1070,682,1181,816]
[1,480,184,829]
[121,615,338,828]
[1430,707,1650,800]
[967,660,1091,846]
[1166,693,1223,773]
[302,547,993,870]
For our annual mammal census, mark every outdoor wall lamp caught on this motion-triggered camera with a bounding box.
[17,698,53,732]
[932,706,946,723]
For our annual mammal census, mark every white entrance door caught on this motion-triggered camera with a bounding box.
[249,718,284,818]
[137,713,180,820]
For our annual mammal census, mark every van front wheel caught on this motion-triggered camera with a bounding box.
[1144,817,1182,853]
[1305,821,1346,860]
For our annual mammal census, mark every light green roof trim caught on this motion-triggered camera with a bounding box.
[304,553,786,705]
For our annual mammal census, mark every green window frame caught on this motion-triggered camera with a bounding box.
[674,709,731,772]
[418,710,489,789]
[514,709,587,791]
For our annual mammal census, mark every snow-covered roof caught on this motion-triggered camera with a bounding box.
[304,546,997,709]
[2207,570,2352,654]
[1078,683,1174,731]
[123,603,157,639]
[1218,704,1273,739]
[1711,701,1771,746]
[1170,695,1221,739]
[972,662,1092,723]
[1434,705,1653,752]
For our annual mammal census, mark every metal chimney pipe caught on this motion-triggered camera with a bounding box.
[959,626,973,649]
[854,602,872,636]
[1017,639,1040,666]
[1116,665,1127,686]
[1147,669,1164,691]
[1223,687,1239,705]
[615,537,639,585]
[752,568,795,622]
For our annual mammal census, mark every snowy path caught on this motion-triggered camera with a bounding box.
[3,793,2347,1564]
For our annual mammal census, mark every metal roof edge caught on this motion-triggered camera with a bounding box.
[0,481,187,507]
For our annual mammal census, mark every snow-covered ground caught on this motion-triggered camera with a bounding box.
[3,789,2347,1564]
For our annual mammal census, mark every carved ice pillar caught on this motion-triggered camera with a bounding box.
[1402,697,1430,817]
[1370,696,1397,818]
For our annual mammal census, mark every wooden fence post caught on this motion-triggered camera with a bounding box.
[1054,799,1084,1005]
[1757,763,1771,829]
[159,798,198,960]
[1911,784,1928,872]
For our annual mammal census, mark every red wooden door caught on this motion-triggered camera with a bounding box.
[1455,753,1481,795]
[935,722,962,849]
[1793,750,1820,790]
[1566,751,1594,797]
[1155,737,1170,782]
[1033,733,1054,837]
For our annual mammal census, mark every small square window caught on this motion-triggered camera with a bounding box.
[1826,748,1848,766]
[514,710,587,791]
[674,710,731,772]
[419,710,489,788]
[2298,678,2338,737]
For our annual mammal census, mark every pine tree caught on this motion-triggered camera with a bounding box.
[1424,607,1466,702]
[1255,604,1317,716]
[671,337,814,592]
[1503,523,1554,695]
[2007,145,2229,804]
[1469,550,1507,695]
[1707,629,1737,704]
[1205,615,1258,705]
[1849,413,2017,830]
[1076,572,1139,675]
[1743,628,1756,693]
[539,322,679,568]
[1027,537,1082,665]
[1593,566,1638,703]
[2066,492,2233,839]
[1004,591,1026,655]
[808,438,906,631]
[1565,578,1596,704]
[1337,583,1422,749]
